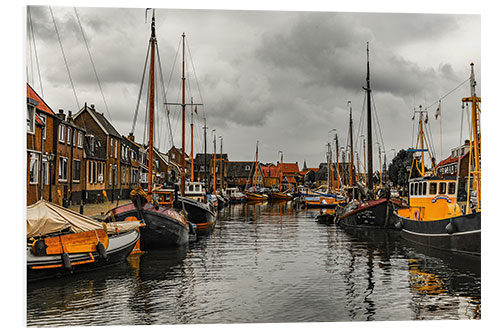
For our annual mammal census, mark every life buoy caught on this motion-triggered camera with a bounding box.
[414,210,420,221]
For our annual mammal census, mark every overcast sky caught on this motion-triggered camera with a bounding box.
[25,5,480,169]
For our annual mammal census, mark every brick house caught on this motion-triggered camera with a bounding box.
[82,130,107,203]
[261,165,279,189]
[74,103,122,201]
[27,83,56,205]
[226,161,263,190]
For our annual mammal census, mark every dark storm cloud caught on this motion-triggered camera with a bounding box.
[25,6,480,166]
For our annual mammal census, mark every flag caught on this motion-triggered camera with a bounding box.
[425,114,429,124]
[194,106,198,114]
[412,114,415,120]
[435,102,441,119]
[167,108,170,115]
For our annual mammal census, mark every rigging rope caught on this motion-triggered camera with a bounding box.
[424,77,470,111]
[131,42,151,135]
[49,6,80,110]
[27,7,44,98]
[74,7,112,122]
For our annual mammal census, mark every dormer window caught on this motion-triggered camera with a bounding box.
[245,165,251,171]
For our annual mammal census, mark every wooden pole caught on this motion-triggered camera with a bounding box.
[147,11,156,198]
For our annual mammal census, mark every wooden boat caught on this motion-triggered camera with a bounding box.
[226,187,246,203]
[245,190,268,202]
[105,11,189,248]
[269,151,293,202]
[175,196,216,235]
[27,200,140,282]
[305,195,343,209]
[394,63,481,256]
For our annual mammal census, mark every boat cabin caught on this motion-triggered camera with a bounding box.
[399,177,461,221]
[185,181,206,202]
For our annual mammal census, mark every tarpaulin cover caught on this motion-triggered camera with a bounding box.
[27,200,103,238]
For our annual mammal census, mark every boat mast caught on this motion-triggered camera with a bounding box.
[364,42,374,190]
[279,150,283,192]
[254,141,259,190]
[147,9,156,197]
[335,134,340,190]
[181,32,187,196]
[219,136,223,190]
[203,117,207,190]
[348,101,355,187]
[326,143,331,193]
[463,62,481,211]
[190,97,194,182]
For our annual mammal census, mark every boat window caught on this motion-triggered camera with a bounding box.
[439,182,446,194]
[448,182,456,195]
[189,185,194,192]
[196,185,200,191]
[418,182,422,196]
[410,183,414,196]
[429,182,437,195]
[422,182,427,196]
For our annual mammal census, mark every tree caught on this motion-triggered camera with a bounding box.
[387,149,415,189]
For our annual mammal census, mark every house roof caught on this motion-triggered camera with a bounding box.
[283,176,297,184]
[261,165,279,178]
[436,151,470,168]
[75,104,121,138]
[27,83,55,115]
[168,146,190,159]
[279,162,300,175]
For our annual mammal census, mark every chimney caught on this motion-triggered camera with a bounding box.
[67,110,73,123]
[464,139,470,145]
[128,132,135,142]
[57,109,66,121]
[91,104,95,110]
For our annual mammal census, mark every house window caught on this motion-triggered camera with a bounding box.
[72,129,77,147]
[27,105,35,133]
[41,158,48,186]
[115,141,118,158]
[67,127,72,146]
[109,165,113,185]
[78,131,83,148]
[114,165,118,185]
[39,114,46,140]
[73,159,81,182]
[58,124,66,143]
[29,153,39,184]
[58,157,68,181]
[245,165,251,171]
[110,138,114,158]
[200,165,205,172]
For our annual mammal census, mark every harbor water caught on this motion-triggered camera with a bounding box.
[26,202,481,326]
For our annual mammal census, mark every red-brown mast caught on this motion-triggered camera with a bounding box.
[181,32,186,195]
[190,98,194,182]
[147,9,156,197]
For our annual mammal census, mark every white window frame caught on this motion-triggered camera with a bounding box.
[27,105,35,134]
[115,141,118,158]
[72,129,77,147]
[58,156,68,182]
[67,127,72,146]
[110,138,114,158]
[39,114,46,140]
[109,164,113,185]
[58,124,66,143]
[245,165,251,171]
[78,131,83,148]
[29,153,39,184]
[41,157,49,186]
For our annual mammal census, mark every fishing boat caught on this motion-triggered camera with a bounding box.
[245,141,268,202]
[394,63,481,256]
[104,10,190,248]
[337,43,404,229]
[27,200,140,282]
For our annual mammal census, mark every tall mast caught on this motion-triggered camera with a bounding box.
[348,101,355,187]
[181,32,186,195]
[335,134,340,189]
[279,151,283,192]
[219,136,223,190]
[326,143,331,193]
[190,97,194,182]
[364,42,374,190]
[147,9,156,196]
[203,117,207,190]
[254,141,259,189]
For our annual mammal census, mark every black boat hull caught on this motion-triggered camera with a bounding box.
[338,198,402,229]
[105,203,189,249]
[395,211,481,256]
[27,230,139,283]
[175,197,217,235]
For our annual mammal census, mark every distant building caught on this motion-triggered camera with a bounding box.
[226,161,263,190]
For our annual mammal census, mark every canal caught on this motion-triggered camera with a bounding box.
[26,201,481,326]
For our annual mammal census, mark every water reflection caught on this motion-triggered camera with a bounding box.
[27,202,480,326]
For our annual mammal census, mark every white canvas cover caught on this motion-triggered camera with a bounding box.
[27,200,103,238]
[105,220,142,234]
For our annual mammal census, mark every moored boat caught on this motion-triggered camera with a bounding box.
[394,63,481,256]
[27,200,140,282]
